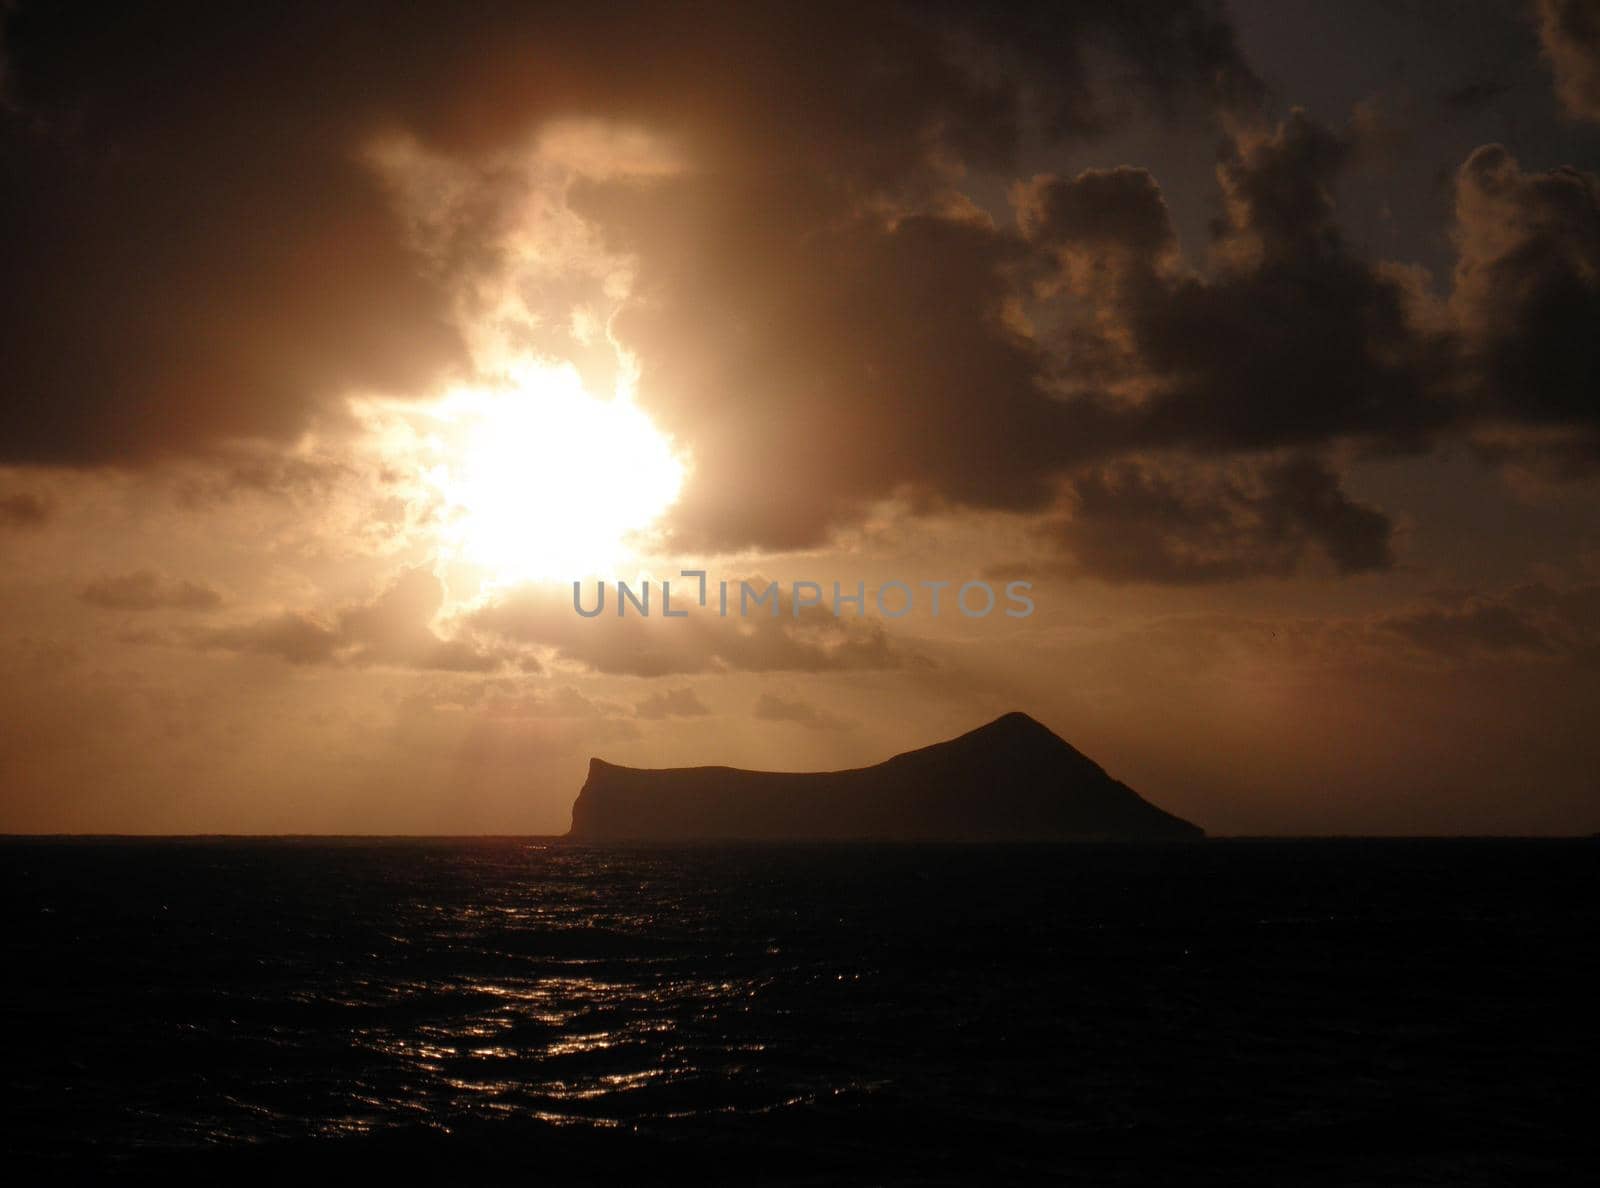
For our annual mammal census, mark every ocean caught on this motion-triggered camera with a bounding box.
[3,838,1592,1183]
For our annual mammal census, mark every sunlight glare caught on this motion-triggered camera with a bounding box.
[428,364,684,584]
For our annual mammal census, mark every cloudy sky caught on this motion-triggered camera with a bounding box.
[3,0,1599,835]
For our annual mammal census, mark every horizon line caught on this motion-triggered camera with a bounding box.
[2,831,1594,842]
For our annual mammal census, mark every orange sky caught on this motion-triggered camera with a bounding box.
[3,1,1600,835]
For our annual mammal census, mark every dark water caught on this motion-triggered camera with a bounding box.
[2,838,1593,1183]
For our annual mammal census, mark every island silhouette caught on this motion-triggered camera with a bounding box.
[568,711,1202,841]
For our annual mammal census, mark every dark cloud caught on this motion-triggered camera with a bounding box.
[168,450,359,510]
[82,570,223,612]
[1467,424,1600,485]
[1016,165,1178,264]
[1041,453,1394,584]
[1375,582,1600,666]
[201,612,344,667]
[752,692,856,733]
[1441,78,1513,114]
[582,182,1073,549]
[1020,112,1448,455]
[0,490,50,528]
[998,121,1599,579]
[578,112,1384,555]
[1450,145,1600,441]
[1380,600,1554,659]
[469,580,908,677]
[933,1,1265,139]
[584,106,1460,566]
[9,4,1594,591]
[200,565,509,671]
[0,0,1256,469]
[1538,0,1600,122]
[634,686,712,720]
[0,8,465,465]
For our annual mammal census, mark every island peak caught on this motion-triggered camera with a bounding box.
[568,712,1201,842]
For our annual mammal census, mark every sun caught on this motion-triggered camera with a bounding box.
[421,363,685,584]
